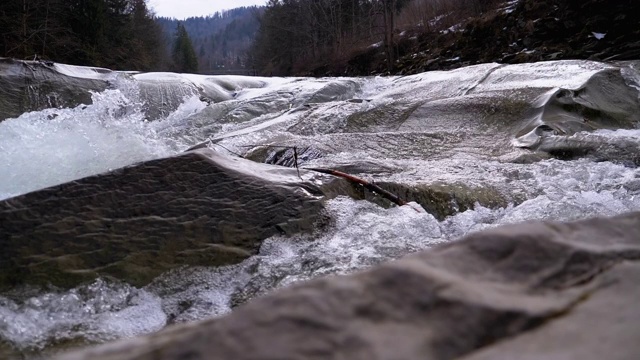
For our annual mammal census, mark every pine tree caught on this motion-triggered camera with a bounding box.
[171,23,198,73]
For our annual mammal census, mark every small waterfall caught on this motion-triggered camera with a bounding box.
[0,78,207,200]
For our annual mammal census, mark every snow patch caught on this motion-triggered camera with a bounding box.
[500,0,520,14]
[592,32,606,40]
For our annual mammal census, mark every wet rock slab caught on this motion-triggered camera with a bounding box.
[59,212,640,360]
[0,148,339,290]
[0,58,109,121]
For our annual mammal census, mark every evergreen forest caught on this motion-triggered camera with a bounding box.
[156,7,261,74]
[0,0,167,71]
[250,0,500,75]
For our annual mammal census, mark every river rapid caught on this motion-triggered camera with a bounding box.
[1,59,640,356]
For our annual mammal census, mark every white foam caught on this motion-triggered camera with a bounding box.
[0,279,165,350]
[593,128,640,138]
[0,88,175,199]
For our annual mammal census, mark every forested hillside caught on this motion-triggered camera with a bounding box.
[0,0,166,71]
[251,0,639,76]
[250,0,509,75]
[2,0,636,77]
[157,7,262,74]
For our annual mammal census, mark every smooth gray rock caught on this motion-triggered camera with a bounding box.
[0,148,344,290]
[0,58,109,121]
[58,212,640,360]
[460,262,640,360]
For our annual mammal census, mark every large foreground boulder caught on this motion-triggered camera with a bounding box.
[0,148,343,290]
[60,212,640,360]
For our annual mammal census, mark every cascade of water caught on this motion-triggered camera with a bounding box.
[0,77,207,200]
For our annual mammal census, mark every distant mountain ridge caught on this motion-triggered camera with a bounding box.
[156,6,262,74]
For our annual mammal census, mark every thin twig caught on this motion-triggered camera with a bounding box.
[188,140,246,158]
[210,142,245,158]
[235,144,294,148]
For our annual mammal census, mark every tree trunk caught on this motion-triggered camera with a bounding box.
[382,0,395,72]
[41,0,50,56]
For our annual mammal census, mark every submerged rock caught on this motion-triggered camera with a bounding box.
[0,58,110,121]
[0,148,346,290]
[369,182,513,220]
[58,212,640,360]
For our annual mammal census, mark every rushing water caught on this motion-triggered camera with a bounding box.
[1,60,640,356]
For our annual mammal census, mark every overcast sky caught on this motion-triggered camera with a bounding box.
[148,0,266,19]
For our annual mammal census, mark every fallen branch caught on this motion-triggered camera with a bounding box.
[304,167,412,209]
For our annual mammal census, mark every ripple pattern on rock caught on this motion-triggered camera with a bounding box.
[0,148,332,290]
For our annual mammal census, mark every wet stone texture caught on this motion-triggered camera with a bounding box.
[0,58,109,122]
[59,212,640,360]
[0,148,340,290]
[370,182,513,220]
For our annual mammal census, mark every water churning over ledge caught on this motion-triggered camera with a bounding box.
[1,58,640,355]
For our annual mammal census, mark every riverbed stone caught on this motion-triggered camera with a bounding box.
[59,211,640,360]
[0,148,344,290]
